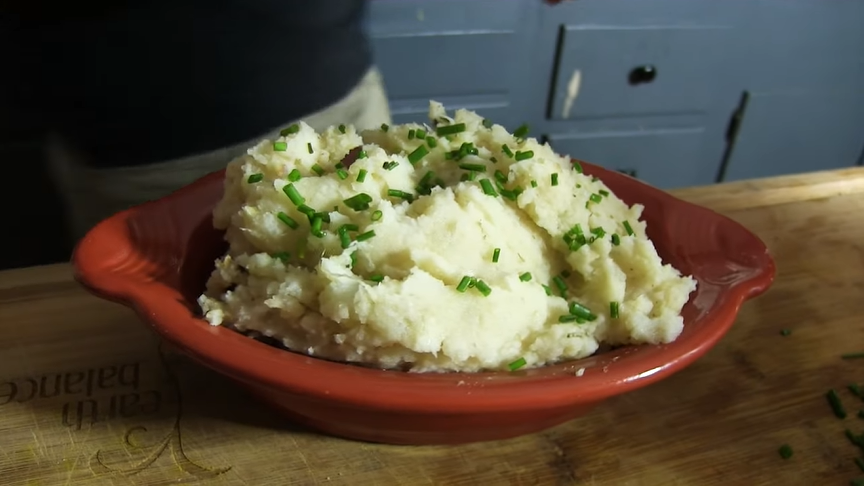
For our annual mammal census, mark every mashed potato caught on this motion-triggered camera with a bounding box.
[197,101,696,372]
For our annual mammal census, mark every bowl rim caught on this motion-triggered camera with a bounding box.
[72,161,776,413]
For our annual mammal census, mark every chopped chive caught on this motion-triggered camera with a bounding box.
[314,211,331,223]
[856,457,864,472]
[408,129,416,140]
[599,189,610,197]
[845,429,861,446]
[280,124,301,136]
[848,383,862,398]
[273,251,290,263]
[531,180,538,188]
[572,160,583,173]
[592,176,599,182]
[494,170,508,185]
[307,142,314,154]
[859,409,864,419]
[589,193,603,204]
[419,170,435,187]
[384,161,399,171]
[551,173,559,186]
[355,230,376,242]
[480,179,498,197]
[341,223,359,232]
[474,280,492,296]
[778,444,793,460]
[456,276,473,292]
[436,123,466,136]
[276,212,299,229]
[610,301,620,319]
[500,188,518,201]
[247,173,264,183]
[492,248,501,263]
[623,221,634,236]
[380,123,389,132]
[357,169,368,183]
[369,274,385,283]
[502,144,514,158]
[459,163,486,172]
[310,216,325,238]
[569,302,597,321]
[519,272,532,282]
[542,284,552,296]
[482,119,493,129]
[287,169,302,182]
[591,227,606,238]
[371,210,383,221]
[336,168,349,180]
[311,164,325,176]
[569,224,583,236]
[827,389,847,418]
[387,189,414,201]
[408,145,429,165]
[273,141,288,151]
[349,250,356,268]
[490,156,498,163]
[842,352,864,360]
[508,357,527,371]
[514,150,534,161]
[357,150,368,159]
[611,234,621,246]
[297,204,316,221]
[343,193,373,211]
[415,129,427,139]
[282,184,305,205]
[513,124,529,139]
[559,315,580,323]
[426,136,438,148]
[338,124,346,134]
[552,276,567,296]
[339,228,352,249]
[780,328,792,336]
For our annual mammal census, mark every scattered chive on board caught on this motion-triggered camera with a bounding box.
[778,444,793,460]
[780,329,792,336]
[827,389,847,419]
[855,457,864,472]
[841,352,864,360]
[508,357,527,371]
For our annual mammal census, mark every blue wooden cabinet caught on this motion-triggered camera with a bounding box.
[368,0,864,188]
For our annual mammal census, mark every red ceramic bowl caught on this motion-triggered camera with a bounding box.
[72,161,775,445]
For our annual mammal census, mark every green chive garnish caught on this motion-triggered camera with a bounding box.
[494,170,507,185]
[456,276,473,292]
[388,189,413,201]
[551,173,559,186]
[845,429,861,447]
[778,444,793,460]
[358,150,367,159]
[426,136,437,148]
[482,119,493,129]
[542,284,552,296]
[415,129,427,139]
[307,142,314,154]
[277,212,298,229]
[247,173,264,183]
[519,272,532,282]
[559,315,580,323]
[408,145,429,165]
[436,123,466,136]
[502,144,513,157]
[591,227,606,239]
[514,150,534,161]
[842,352,864,359]
[408,129,416,140]
[384,161,398,171]
[569,302,597,321]
[552,276,567,296]
[531,180,538,188]
[367,211,382,223]
[283,184,305,205]
[287,169,302,182]
[339,228,352,249]
[370,274,384,283]
[611,234,621,246]
[599,189,610,197]
[780,328,791,336]
[513,124,529,139]
[508,357,527,371]
[492,248,501,263]
[273,141,288,151]
[572,160,583,173]
[480,179,498,197]
[589,193,602,204]
[623,221,634,236]
[827,389,847,418]
[349,250,356,268]
[297,204,316,220]
[280,124,300,136]
[311,164,324,176]
[381,123,389,132]
[357,169,368,182]
[310,216,325,238]
[343,193,373,211]
[474,280,492,296]
[848,384,862,398]
[459,163,486,172]
[855,457,864,473]
[610,301,620,319]
[490,156,498,163]
[273,251,290,263]
[338,124,346,134]
[356,230,376,242]
[336,169,349,180]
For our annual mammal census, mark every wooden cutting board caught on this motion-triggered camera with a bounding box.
[2,168,864,486]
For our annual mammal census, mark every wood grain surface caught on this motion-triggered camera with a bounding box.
[2,167,864,486]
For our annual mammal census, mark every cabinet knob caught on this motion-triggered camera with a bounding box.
[628,65,657,85]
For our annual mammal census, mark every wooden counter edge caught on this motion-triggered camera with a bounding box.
[3,166,863,290]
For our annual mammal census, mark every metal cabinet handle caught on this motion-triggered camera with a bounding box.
[628,65,657,85]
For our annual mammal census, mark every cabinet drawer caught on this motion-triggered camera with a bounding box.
[545,128,714,189]
[548,26,732,120]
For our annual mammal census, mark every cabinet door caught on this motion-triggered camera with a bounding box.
[368,0,531,128]
[545,128,712,189]
[722,92,864,181]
